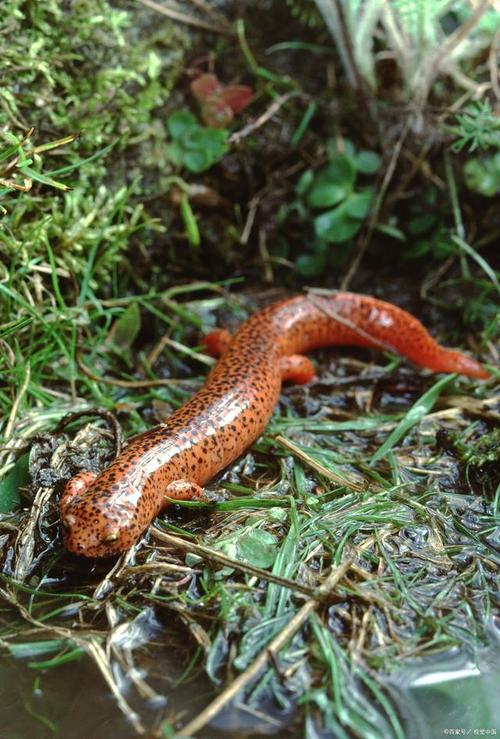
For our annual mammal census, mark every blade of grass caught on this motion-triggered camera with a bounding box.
[451,235,500,295]
[370,374,456,463]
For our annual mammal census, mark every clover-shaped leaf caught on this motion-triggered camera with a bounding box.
[165,109,229,173]
[166,110,198,139]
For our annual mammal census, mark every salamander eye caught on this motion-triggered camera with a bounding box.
[102,530,119,543]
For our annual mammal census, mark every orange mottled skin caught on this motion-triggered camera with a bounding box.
[60,293,489,557]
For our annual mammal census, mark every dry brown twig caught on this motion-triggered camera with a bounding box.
[274,434,365,491]
[76,345,200,389]
[229,93,298,146]
[341,120,410,290]
[137,0,231,35]
[151,528,321,599]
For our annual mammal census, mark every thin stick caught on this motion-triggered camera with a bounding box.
[341,120,409,289]
[137,0,231,35]
[229,93,296,145]
[489,28,500,101]
[177,553,356,737]
[76,346,200,389]
[274,434,365,492]
[187,0,229,27]
[151,528,322,599]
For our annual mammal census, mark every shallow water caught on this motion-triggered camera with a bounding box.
[387,619,500,738]
[0,652,296,738]
[0,655,140,739]
[3,634,499,739]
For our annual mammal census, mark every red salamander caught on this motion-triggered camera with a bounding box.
[60,292,489,557]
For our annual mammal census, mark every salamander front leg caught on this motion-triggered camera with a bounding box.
[203,329,232,358]
[60,470,98,535]
[164,479,206,503]
[60,471,98,512]
[280,354,316,384]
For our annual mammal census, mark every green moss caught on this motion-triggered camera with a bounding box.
[0,0,191,285]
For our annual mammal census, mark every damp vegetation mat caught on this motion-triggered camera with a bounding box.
[1,286,499,739]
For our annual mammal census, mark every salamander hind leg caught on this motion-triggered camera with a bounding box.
[164,479,206,504]
[280,355,316,385]
[203,329,232,358]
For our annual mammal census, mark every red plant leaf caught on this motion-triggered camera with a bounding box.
[219,85,252,114]
[190,73,220,102]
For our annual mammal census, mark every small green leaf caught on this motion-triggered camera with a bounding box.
[193,127,228,156]
[306,157,356,209]
[180,194,200,247]
[0,454,29,513]
[211,526,278,570]
[407,213,438,235]
[166,110,198,139]
[344,190,372,219]
[165,142,184,167]
[433,238,457,260]
[376,223,406,241]
[236,529,277,569]
[166,109,229,172]
[354,150,381,174]
[464,153,500,197]
[183,150,211,173]
[307,181,346,209]
[327,154,356,189]
[403,241,432,259]
[296,169,314,197]
[109,302,141,350]
[314,205,361,243]
[296,251,326,277]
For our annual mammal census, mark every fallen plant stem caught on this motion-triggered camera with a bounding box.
[55,408,124,456]
[274,434,365,491]
[137,0,231,34]
[151,527,320,598]
[76,346,200,389]
[341,120,409,289]
[229,92,297,145]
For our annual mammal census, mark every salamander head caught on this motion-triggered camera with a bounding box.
[60,470,153,558]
